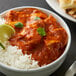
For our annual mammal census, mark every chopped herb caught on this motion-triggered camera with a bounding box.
[15,22,23,28]
[0,42,5,49]
[34,16,40,20]
[37,27,46,36]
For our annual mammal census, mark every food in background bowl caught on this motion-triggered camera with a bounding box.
[58,0,76,19]
[0,8,68,69]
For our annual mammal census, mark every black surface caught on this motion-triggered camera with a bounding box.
[0,0,75,76]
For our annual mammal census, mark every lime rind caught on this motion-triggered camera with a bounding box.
[0,24,15,42]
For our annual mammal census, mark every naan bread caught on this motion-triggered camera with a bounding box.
[59,0,76,9]
[66,8,76,18]
[59,0,76,18]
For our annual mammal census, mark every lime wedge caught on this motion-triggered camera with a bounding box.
[0,24,15,42]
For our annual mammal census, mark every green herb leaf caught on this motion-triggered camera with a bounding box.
[37,27,46,36]
[34,16,40,20]
[0,42,5,49]
[15,22,23,28]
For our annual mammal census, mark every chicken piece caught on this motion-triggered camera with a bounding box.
[26,10,47,29]
[26,19,46,29]
[31,10,48,19]
[44,15,61,27]
[44,28,68,49]
[9,26,42,52]
[44,15,67,49]
[5,10,18,22]
[51,28,68,47]
[4,10,29,27]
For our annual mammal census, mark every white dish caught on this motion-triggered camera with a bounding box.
[46,0,76,22]
[0,6,71,76]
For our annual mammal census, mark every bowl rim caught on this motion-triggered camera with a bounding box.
[0,6,71,72]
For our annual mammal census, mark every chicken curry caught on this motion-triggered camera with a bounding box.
[4,8,68,66]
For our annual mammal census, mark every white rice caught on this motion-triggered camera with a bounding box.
[0,17,39,69]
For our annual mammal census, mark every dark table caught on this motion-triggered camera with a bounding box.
[0,0,75,76]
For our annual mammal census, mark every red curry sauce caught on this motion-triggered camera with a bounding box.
[4,8,68,66]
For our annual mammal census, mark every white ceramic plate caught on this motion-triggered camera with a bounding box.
[46,0,76,22]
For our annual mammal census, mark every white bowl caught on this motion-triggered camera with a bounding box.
[46,0,76,22]
[0,6,71,76]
